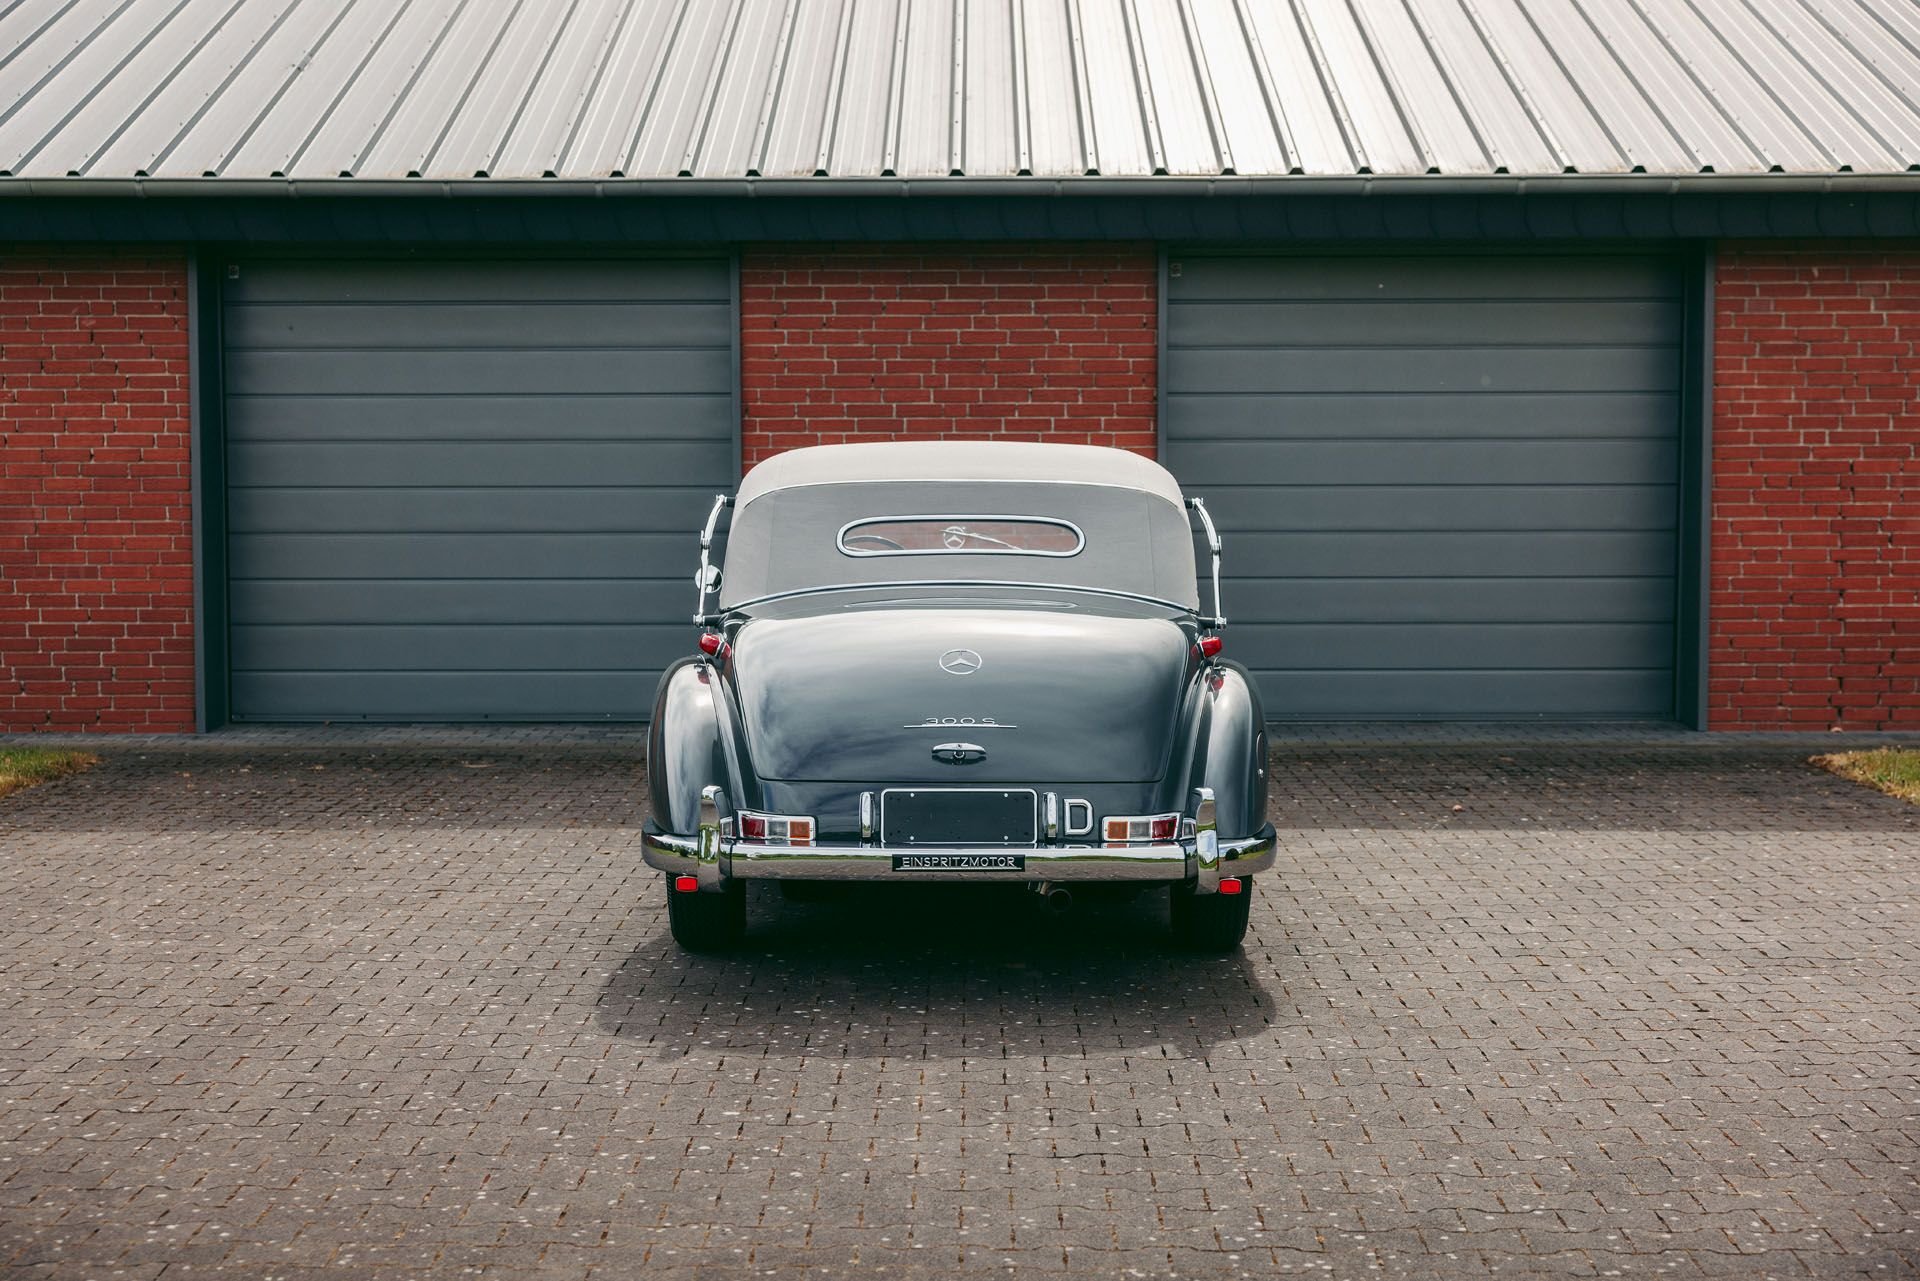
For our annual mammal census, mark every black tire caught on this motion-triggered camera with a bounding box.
[1169,880,1252,952]
[666,875,746,951]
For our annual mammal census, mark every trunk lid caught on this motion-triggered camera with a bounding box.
[729,607,1189,783]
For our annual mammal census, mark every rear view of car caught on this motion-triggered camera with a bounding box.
[643,442,1274,951]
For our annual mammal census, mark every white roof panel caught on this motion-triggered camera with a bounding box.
[2,0,1916,180]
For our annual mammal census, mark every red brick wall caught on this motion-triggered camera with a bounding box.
[739,245,1156,468]
[0,254,195,732]
[1711,246,1920,730]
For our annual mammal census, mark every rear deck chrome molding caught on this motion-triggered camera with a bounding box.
[722,579,1196,616]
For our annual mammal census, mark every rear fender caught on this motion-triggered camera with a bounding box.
[1170,661,1268,839]
[647,658,754,834]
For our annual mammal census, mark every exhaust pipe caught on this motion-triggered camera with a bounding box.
[1029,881,1073,915]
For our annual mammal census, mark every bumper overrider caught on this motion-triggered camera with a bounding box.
[641,815,1278,894]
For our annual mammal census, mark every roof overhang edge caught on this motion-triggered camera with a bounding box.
[2,174,1918,200]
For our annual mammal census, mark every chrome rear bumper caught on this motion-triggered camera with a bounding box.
[641,823,1277,889]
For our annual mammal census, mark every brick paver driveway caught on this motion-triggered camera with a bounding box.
[3,739,1917,1279]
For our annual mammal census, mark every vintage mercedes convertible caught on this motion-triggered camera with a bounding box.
[642,441,1275,952]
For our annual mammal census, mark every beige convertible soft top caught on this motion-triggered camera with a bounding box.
[736,442,1187,510]
[719,442,1200,612]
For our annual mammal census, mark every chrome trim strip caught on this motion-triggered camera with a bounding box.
[641,824,1277,884]
[724,579,1197,616]
[837,514,1086,558]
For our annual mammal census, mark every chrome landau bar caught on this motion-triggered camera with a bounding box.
[693,493,731,625]
[1187,496,1225,630]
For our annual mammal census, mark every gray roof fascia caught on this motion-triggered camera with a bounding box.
[3,173,1920,199]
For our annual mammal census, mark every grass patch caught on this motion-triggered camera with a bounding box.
[0,748,98,800]
[1812,748,1920,805]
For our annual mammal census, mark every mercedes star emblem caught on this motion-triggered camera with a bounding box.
[938,648,983,675]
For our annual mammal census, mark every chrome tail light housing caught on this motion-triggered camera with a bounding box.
[738,811,815,845]
[1102,812,1181,843]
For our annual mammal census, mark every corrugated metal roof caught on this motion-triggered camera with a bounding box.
[1,0,1917,183]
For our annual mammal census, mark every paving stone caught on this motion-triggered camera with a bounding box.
[0,734,1916,1279]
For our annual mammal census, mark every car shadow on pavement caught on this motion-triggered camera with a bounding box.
[595,882,1277,1061]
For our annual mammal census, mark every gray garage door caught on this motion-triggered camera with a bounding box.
[1165,255,1682,720]
[223,259,734,721]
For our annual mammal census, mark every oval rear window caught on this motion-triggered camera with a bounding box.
[838,516,1084,558]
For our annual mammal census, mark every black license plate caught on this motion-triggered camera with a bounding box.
[892,852,1027,871]
[881,789,1037,848]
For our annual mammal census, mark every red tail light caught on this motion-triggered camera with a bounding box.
[698,632,729,659]
[1218,878,1244,896]
[1195,636,1223,659]
[673,875,700,893]
[738,810,814,846]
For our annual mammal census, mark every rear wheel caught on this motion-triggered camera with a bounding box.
[666,876,746,951]
[1169,880,1252,952]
